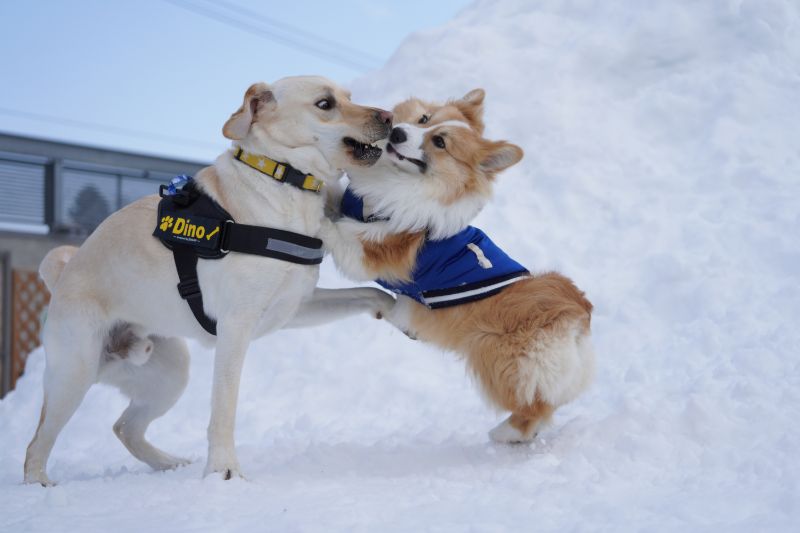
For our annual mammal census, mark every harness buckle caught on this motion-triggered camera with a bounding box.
[171,189,193,207]
[177,278,202,300]
[219,220,234,254]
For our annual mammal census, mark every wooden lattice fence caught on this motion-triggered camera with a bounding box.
[9,270,49,391]
[0,253,7,396]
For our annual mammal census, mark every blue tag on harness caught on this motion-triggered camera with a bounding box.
[159,175,193,197]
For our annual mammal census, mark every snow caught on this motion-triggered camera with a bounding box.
[2,0,800,531]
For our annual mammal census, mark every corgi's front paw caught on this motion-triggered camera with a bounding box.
[402,329,418,341]
[384,295,418,339]
[372,289,396,320]
[318,218,337,247]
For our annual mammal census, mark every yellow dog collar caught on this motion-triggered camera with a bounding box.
[233,148,323,193]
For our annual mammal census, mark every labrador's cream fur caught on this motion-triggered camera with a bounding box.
[24,76,394,485]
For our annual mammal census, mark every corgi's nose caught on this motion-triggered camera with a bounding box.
[390,127,407,144]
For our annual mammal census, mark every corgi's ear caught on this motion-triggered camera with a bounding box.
[453,88,485,133]
[480,141,523,174]
[460,88,485,106]
[223,82,275,140]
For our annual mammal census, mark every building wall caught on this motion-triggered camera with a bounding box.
[0,232,83,271]
[0,133,207,269]
[0,133,207,396]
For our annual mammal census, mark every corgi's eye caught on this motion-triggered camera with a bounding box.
[418,114,430,124]
[432,135,446,149]
[315,99,334,110]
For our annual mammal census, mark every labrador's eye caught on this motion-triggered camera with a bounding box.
[315,99,334,110]
[418,114,430,124]
[432,135,446,149]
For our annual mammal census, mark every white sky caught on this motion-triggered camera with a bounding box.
[0,0,470,162]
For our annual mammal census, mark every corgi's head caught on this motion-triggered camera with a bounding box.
[393,88,486,134]
[347,90,523,239]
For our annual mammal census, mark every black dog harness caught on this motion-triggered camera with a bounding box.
[153,169,324,335]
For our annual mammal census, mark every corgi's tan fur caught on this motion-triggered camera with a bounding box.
[323,90,594,442]
[361,231,426,283]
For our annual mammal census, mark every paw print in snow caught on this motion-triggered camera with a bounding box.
[160,215,174,231]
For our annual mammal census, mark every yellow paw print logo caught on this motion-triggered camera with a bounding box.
[160,215,174,231]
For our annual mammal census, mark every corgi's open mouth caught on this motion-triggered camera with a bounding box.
[387,143,427,173]
[343,137,382,166]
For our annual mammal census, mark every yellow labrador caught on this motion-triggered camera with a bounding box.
[25,76,394,485]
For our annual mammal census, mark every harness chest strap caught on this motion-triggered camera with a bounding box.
[172,224,325,334]
[154,179,324,335]
[172,244,217,335]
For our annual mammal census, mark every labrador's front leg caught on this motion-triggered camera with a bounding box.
[204,317,257,480]
[284,287,395,329]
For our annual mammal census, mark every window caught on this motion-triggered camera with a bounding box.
[0,135,203,236]
[60,168,118,233]
[0,157,47,234]
[121,176,159,206]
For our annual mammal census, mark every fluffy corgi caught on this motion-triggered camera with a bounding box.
[321,90,594,442]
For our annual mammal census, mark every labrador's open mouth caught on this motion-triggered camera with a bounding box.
[387,143,427,173]
[343,137,383,166]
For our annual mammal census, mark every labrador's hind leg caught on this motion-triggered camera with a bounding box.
[104,336,191,471]
[24,317,101,486]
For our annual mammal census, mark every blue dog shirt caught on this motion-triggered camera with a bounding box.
[340,188,529,308]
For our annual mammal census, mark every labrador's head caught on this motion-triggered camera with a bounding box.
[223,76,392,182]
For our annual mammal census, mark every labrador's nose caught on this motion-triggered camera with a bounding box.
[390,127,407,144]
[375,109,393,126]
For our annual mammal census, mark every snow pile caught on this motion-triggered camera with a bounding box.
[2,1,799,531]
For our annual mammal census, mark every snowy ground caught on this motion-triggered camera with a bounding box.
[2,0,799,531]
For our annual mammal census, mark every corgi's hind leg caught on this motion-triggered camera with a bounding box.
[487,323,594,444]
[105,336,190,471]
[489,400,555,444]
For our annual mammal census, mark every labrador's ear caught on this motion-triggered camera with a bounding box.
[453,88,485,133]
[222,82,275,140]
[479,140,523,174]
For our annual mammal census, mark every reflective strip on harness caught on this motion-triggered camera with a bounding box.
[221,223,323,266]
[266,238,325,261]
